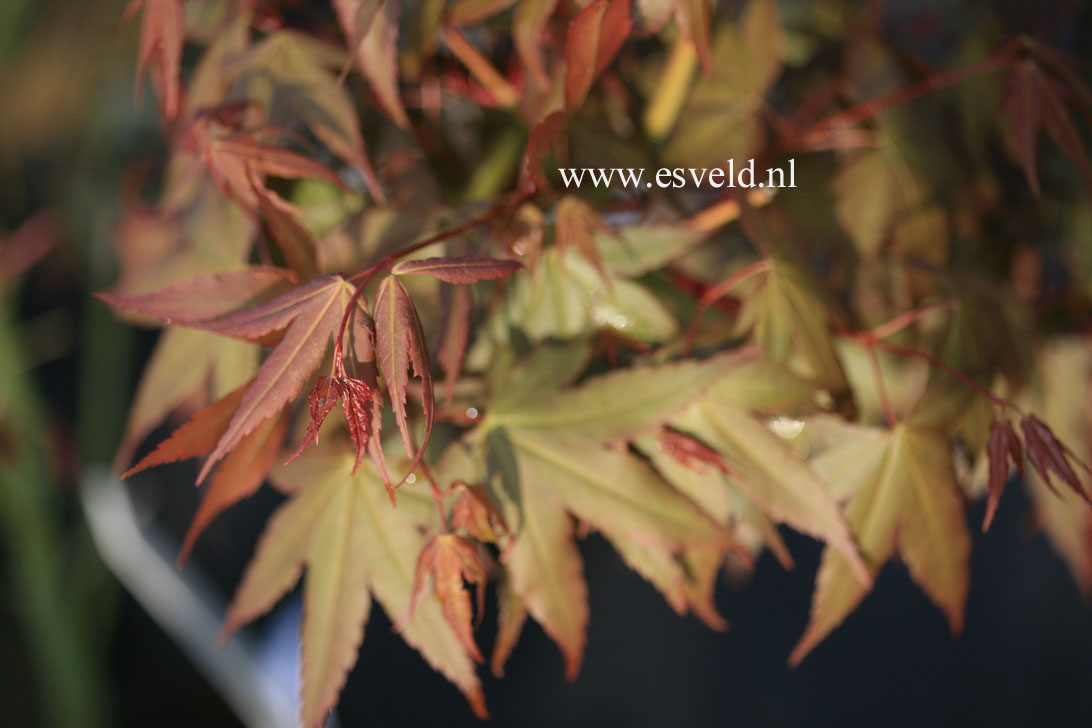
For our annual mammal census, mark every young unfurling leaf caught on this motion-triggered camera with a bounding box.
[287,374,375,476]
[392,256,522,284]
[411,534,488,663]
[1021,414,1092,504]
[983,416,1023,532]
[374,276,435,472]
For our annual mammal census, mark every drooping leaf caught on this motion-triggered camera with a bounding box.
[411,534,488,663]
[222,452,488,723]
[790,425,971,665]
[392,256,522,284]
[490,575,527,677]
[374,276,435,468]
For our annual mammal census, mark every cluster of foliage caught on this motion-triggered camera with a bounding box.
[102,0,1092,724]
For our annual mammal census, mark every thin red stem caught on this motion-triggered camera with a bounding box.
[333,190,532,358]
[871,339,1023,415]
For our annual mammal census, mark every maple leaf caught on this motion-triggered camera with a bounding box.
[226,31,385,201]
[523,111,568,192]
[124,0,184,123]
[1021,414,1092,505]
[122,381,248,478]
[288,374,374,476]
[391,256,522,284]
[790,425,971,665]
[673,401,871,587]
[155,275,361,484]
[982,416,1023,532]
[181,125,350,215]
[374,276,435,476]
[411,534,488,663]
[95,266,297,325]
[333,0,411,129]
[1003,57,1092,197]
[222,452,488,726]
[564,0,632,110]
[450,481,509,543]
[180,408,289,564]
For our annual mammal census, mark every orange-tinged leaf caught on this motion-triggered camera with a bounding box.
[450,481,508,542]
[564,0,632,110]
[113,328,258,472]
[392,256,522,284]
[123,381,248,478]
[179,408,289,564]
[125,0,184,122]
[790,426,970,665]
[334,0,410,129]
[524,110,567,192]
[374,276,435,467]
[192,277,356,484]
[206,135,350,210]
[411,534,487,663]
[96,267,296,326]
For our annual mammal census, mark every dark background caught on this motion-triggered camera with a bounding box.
[2,0,1092,726]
